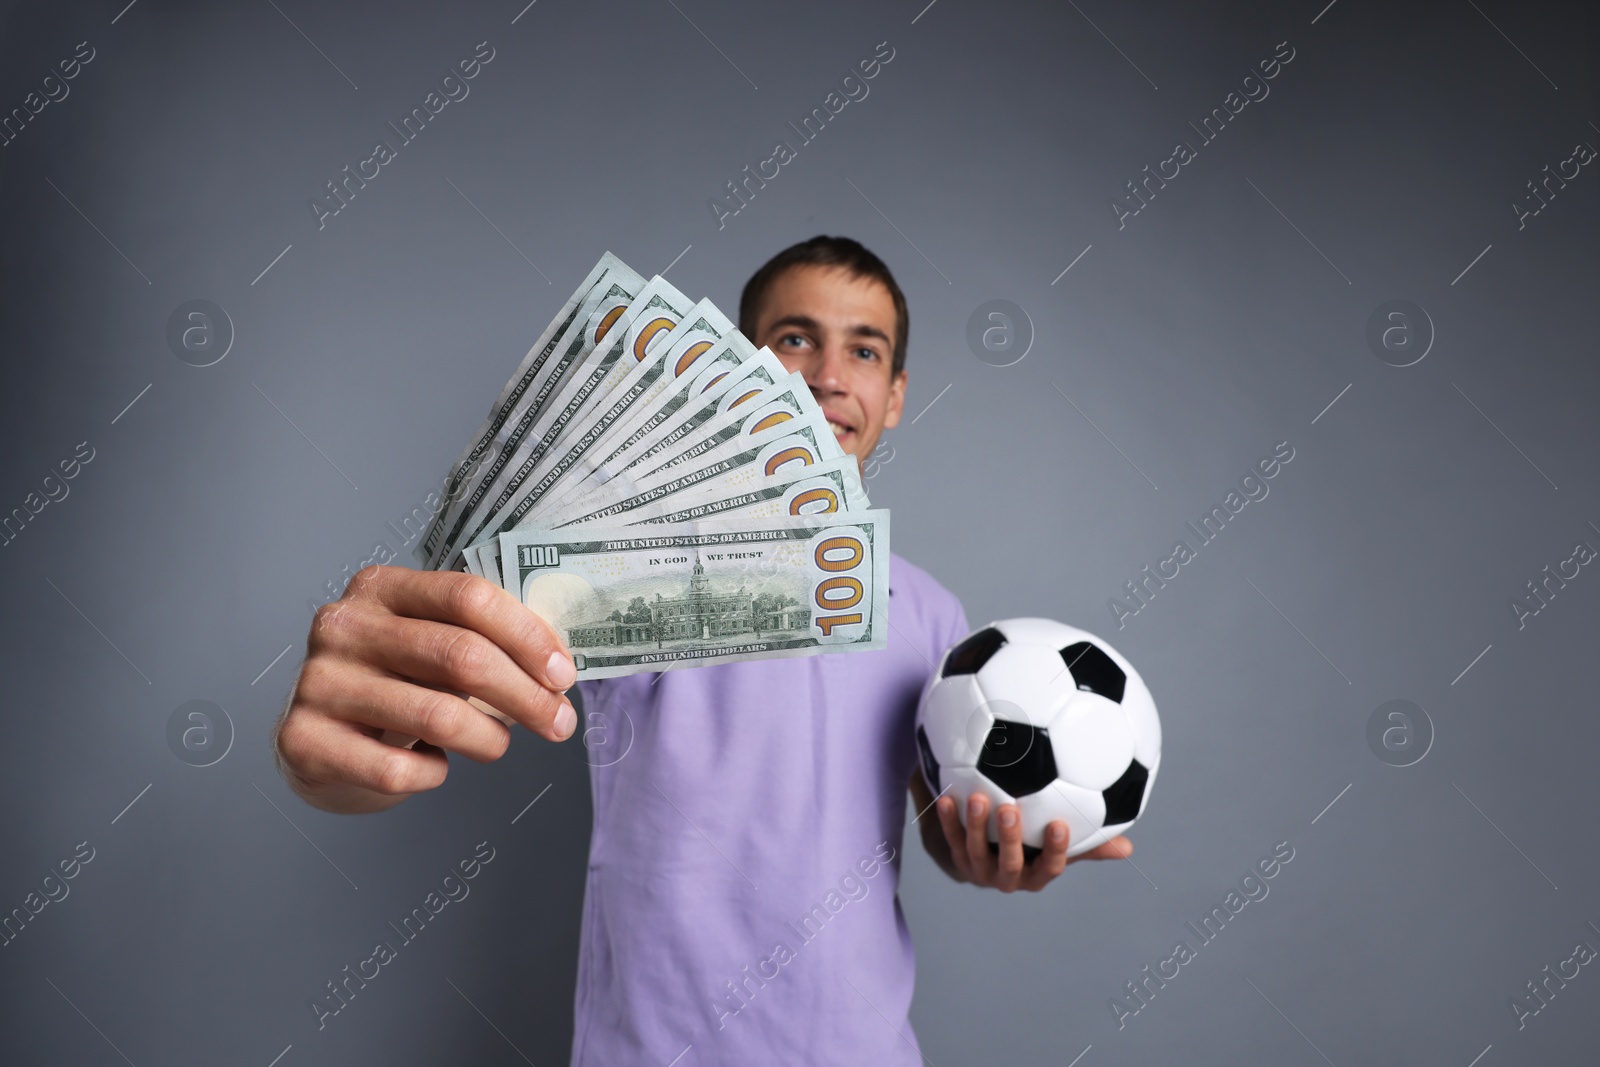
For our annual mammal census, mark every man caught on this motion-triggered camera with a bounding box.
[275,236,1132,1064]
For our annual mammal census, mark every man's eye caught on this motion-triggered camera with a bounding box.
[779,334,807,348]
[856,348,879,361]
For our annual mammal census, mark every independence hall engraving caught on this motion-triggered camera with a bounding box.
[567,556,809,647]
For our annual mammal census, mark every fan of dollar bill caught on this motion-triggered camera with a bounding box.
[415,252,890,681]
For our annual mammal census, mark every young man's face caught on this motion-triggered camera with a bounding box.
[748,263,908,468]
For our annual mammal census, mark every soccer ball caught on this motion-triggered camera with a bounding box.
[915,618,1160,858]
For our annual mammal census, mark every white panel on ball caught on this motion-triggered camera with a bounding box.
[920,673,989,769]
[1048,695,1137,791]
[1018,781,1105,853]
[973,644,1070,727]
[1119,676,1162,767]
[1066,823,1124,858]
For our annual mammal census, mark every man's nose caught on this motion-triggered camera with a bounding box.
[807,343,849,395]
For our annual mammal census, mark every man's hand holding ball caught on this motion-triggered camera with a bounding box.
[910,617,1161,893]
[910,773,1134,893]
[939,790,1132,892]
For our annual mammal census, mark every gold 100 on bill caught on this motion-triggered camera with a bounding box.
[496,511,890,679]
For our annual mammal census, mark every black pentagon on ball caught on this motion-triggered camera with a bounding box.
[1101,758,1149,826]
[977,719,1057,798]
[1061,641,1126,704]
[942,626,1007,677]
[915,725,940,793]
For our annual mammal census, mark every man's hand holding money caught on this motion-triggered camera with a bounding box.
[274,567,577,814]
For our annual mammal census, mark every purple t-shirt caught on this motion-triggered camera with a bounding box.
[570,552,969,1066]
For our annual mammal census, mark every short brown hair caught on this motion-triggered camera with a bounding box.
[739,235,909,376]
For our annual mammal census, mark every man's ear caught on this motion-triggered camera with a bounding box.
[883,370,908,429]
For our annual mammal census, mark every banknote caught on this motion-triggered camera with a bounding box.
[466,456,864,585]
[623,456,864,525]
[544,417,841,530]
[418,253,643,565]
[531,317,750,515]
[600,370,844,490]
[472,301,735,540]
[542,375,861,528]
[463,538,500,585]
[495,510,890,679]
[589,355,795,487]
[425,268,647,567]
[538,341,779,514]
[434,274,688,569]
[427,275,655,567]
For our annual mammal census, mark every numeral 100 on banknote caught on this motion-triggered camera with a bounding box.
[516,544,562,568]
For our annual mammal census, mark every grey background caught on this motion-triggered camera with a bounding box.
[1,0,1596,1063]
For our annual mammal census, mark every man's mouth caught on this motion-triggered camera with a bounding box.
[825,416,853,440]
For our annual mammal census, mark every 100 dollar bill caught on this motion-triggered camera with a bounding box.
[496,511,889,679]
[479,302,734,536]
[439,277,692,569]
[464,457,864,585]
[419,254,644,565]
[538,342,779,515]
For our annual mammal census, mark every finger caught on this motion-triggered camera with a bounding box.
[1022,820,1072,890]
[278,709,450,798]
[935,795,971,881]
[1070,834,1134,862]
[342,612,575,741]
[466,695,519,730]
[356,567,577,693]
[993,805,1025,890]
[964,792,995,883]
[315,669,514,763]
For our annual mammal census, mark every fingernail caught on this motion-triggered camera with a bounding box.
[546,650,576,690]
[1050,824,1068,843]
[999,808,1017,829]
[553,701,576,740]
